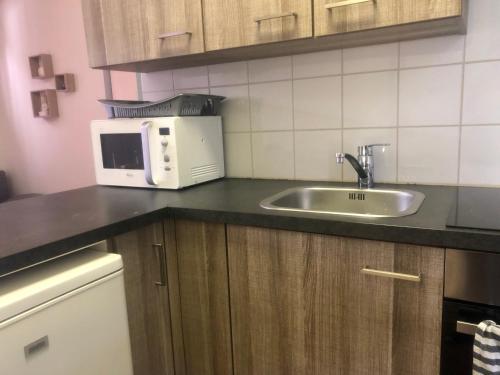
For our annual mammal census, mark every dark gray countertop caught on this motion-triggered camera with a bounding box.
[1,178,499,277]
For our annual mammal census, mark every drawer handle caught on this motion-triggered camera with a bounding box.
[158,31,192,40]
[153,243,168,286]
[457,321,478,336]
[325,0,376,10]
[254,12,297,23]
[361,267,421,283]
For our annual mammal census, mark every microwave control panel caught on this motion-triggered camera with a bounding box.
[159,127,172,173]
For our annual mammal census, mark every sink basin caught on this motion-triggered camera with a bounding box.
[260,187,425,218]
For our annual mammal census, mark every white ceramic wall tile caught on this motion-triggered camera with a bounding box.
[342,128,397,183]
[463,61,500,125]
[400,35,465,68]
[249,81,293,131]
[142,90,174,101]
[343,71,398,128]
[252,132,294,179]
[343,43,399,74]
[248,56,292,83]
[210,85,251,133]
[460,126,500,186]
[223,133,253,178]
[172,66,209,89]
[208,62,248,87]
[399,65,462,126]
[174,88,210,95]
[398,127,460,184]
[465,0,500,62]
[293,76,342,130]
[294,130,342,181]
[141,71,173,92]
[292,50,342,79]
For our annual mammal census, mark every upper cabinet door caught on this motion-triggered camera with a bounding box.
[314,0,463,37]
[202,0,313,51]
[98,0,148,66]
[82,0,204,67]
[143,0,205,60]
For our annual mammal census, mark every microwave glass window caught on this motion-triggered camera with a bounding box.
[100,134,144,170]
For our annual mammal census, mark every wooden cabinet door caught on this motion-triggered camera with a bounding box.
[227,225,444,375]
[110,223,175,375]
[82,0,204,67]
[164,219,233,375]
[202,0,312,51]
[314,0,463,37]
[81,0,108,67]
[98,0,148,65]
[142,0,205,60]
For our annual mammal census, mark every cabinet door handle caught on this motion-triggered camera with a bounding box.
[457,321,478,336]
[153,243,168,286]
[325,0,376,10]
[361,267,421,283]
[158,31,192,40]
[254,12,297,23]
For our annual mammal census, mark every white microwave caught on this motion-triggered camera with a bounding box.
[91,117,225,189]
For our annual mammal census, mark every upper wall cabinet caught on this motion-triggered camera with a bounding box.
[81,0,467,71]
[82,0,205,67]
[314,0,463,36]
[202,0,313,51]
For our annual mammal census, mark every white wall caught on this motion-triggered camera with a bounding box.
[140,0,500,187]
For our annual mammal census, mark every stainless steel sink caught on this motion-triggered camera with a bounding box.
[260,187,425,218]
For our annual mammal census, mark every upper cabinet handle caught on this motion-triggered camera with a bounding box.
[254,12,297,23]
[325,0,376,10]
[361,266,421,283]
[158,31,192,40]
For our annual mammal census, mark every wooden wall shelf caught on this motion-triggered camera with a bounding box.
[30,90,59,119]
[55,73,75,92]
[28,54,54,79]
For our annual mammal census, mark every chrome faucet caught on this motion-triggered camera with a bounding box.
[336,144,390,189]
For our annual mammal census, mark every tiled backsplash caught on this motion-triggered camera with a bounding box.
[140,0,500,187]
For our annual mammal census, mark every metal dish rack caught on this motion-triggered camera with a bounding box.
[99,94,225,118]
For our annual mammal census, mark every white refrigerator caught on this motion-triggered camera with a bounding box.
[0,247,133,375]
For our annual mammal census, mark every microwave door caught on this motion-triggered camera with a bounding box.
[140,121,157,186]
[100,133,144,170]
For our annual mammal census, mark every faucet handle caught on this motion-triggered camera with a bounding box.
[335,153,345,164]
[358,143,391,156]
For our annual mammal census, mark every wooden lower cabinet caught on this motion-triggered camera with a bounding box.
[110,222,175,375]
[227,225,444,375]
[112,221,444,375]
[112,219,233,375]
[165,219,233,375]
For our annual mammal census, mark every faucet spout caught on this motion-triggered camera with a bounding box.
[336,153,368,180]
[336,144,390,189]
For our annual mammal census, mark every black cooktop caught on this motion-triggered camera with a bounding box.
[447,187,500,232]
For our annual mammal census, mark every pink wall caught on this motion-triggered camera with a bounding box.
[0,0,137,195]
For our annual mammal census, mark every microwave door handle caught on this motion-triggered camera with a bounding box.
[140,121,157,186]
